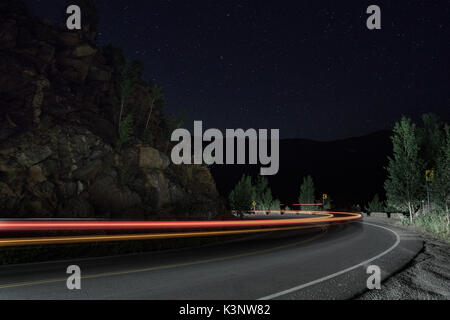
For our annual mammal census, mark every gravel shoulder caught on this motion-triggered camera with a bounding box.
[358,213,450,300]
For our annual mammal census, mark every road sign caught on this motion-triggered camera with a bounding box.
[252,201,257,208]
[425,170,434,182]
[323,194,328,200]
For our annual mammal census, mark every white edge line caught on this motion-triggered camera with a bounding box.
[257,221,401,300]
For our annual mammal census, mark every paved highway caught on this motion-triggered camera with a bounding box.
[0,217,422,300]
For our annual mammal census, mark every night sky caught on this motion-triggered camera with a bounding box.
[24,0,449,140]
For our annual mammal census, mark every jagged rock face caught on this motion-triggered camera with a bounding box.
[0,2,223,219]
[0,125,222,219]
[0,1,163,147]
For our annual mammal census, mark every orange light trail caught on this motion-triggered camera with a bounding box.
[0,224,330,247]
[0,211,361,247]
[0,212,361,232]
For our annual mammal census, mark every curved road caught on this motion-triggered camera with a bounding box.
[0,217,422,300]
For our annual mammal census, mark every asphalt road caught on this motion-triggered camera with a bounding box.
[0,219,422,300]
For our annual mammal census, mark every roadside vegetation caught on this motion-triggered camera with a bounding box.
[228,174,331,215]
[228,175,281,218]
[366,114,450,242]
[365,194,386,213]
[298,175,316,211]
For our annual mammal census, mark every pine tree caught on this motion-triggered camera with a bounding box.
[116,114,134,150]
[114,60,139,150]
[385,117,424,222]
[365,194,385,213]
[229,175,255,218]
[299,175,315,211]
[254,176,273,211]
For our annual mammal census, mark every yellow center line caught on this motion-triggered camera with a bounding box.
[0,225,328,290]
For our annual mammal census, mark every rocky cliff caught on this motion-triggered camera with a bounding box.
[0,1,223,219]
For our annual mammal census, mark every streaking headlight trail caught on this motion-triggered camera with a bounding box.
[0,211,361,247]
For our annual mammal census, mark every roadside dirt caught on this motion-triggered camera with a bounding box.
[358,214,450,300]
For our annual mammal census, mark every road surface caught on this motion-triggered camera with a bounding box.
[0,217,422,300]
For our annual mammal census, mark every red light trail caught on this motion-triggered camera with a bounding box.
[0,211,362,247]
[0,212,360,232]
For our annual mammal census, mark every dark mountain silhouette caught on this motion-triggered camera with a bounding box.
[210,130,393,210]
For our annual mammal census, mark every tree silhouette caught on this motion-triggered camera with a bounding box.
[385,117,424,222]
[299,175,316,211]
[229,175,255,219]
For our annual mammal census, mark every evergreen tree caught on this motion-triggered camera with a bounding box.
[365,194,385,213]
[299,175,316,211]
[253,176,273,211]
[270,199,281,212]
[229,175,255,218]
[116,114,133,150]
[385,117,424,222]
[114,59,139,149]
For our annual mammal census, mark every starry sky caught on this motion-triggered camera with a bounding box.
[24,0,449,140]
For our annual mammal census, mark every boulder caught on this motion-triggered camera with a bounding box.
[57,57,91,83]
[145,170,171,207]
[29,165,46,183]
[89,176,142,215]
[138,147,170,170]
[72,159,103,182]
[73,44,97,57]
[16,145,52,168]
[168,183,186,204]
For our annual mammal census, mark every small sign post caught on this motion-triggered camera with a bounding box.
[322,194,328,208]
[425,170,434,214]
